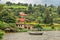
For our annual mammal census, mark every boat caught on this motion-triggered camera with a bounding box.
[28,31,43,35]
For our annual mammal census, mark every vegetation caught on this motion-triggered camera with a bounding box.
[34,24,43,31]
[0,30,5,40]
[0,1,60,39]
[0,1,60,34]
[0,1,60,40]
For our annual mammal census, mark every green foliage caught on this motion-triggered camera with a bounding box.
[43,27,52,31]
[0,21,9,30]
[0,4,4,11]
[9,23,16,28]
[43,8,53,24]
[6,1,12,6]
[28,4,33,14]
[57,6,60,15]
[4,6,27,9]
[0,30,5,40]
[16,28,28,32]
[42,25,60,31]
[19,29,28,32]
[0,2,60,32]
[34,24,43,31]
[0,10,16,23]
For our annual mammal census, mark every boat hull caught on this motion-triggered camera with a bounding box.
[29,32,43,35]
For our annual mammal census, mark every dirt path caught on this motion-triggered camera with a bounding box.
[3,31,60,40]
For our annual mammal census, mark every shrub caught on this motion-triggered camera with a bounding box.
[9,23,16,28]
[34,24,43,31]
[0,30,5,40]
[0,21,9,30]
[17,28,28,32]
[43,27,52,31]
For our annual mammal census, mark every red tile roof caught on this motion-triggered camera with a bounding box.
[19,18,25,22]
[20,12,27,16]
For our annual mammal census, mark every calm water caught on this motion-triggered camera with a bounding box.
[3,31,60,40]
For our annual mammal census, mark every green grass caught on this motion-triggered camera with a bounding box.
[42,25,60,31]
[53,25,60,30]
[43,27,52,31]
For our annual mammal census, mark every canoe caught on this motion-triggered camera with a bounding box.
[29,31,43,35]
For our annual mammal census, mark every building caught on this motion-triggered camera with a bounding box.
[16,12,34,30]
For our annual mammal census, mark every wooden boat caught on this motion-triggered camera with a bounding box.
[28,31,43,35]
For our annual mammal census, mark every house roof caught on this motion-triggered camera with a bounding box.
[20,12,27,16]
[17,18,25,22]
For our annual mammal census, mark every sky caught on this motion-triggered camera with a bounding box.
[0,0,60,6]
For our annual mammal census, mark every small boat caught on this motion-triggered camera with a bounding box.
[28,31,43,35]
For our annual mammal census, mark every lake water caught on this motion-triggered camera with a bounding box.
[3,31,60,40]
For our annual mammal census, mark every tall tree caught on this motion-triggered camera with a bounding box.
[28,4,33,14]
[0,4,4,11]
[17,2,21,6]
[49,4,55,8]
[57,6,60,15]
[6,1,12,6]
[0,4,4,20]
[45,4,47,7]
[34,4,36,7]
[44,8,51,24]
[24,3,28,6]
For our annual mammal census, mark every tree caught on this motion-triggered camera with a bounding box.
[49,8,53,25]
[0,4,4,11]
[39,6,45,13]
[34,24,43,31]
[6,1,12,6]
[0,4,4,20]
[17,2,21,5]
[44,8,51,24]
[0,21,9,30]
[43,8,54,24]
[49,4,55,8]
[28,4,33,14]
[34,4,36,7]
[57,6,60,15]
[24,3,28,6]
[0,10,16,23]
[45,4,47,7]
[12,3,16,5]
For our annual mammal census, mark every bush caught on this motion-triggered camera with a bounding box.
[34,24,43,31]
[8,23,18,32]
[9,23,16,28]
[17,28,28,32]
[0,21,9,30]
[0,30,5,40]
[43,27,52,31]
